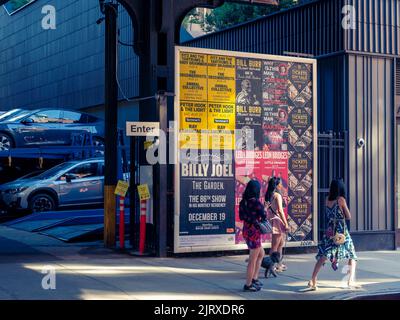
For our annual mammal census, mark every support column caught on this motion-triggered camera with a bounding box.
[154,93,168,257]
[104,2,119,248]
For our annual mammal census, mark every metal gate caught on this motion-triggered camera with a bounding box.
[317,131,348,239]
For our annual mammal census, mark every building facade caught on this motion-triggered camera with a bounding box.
[1,0,399,252]
[0,0,140,139]
[184,0,400,250]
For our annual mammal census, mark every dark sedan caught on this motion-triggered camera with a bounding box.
[0,109,104,151]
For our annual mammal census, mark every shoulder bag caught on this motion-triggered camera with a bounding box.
[255,218,272,234]
[331,201,346,245]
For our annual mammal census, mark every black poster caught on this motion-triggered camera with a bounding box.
[262,61,289,106]
[288,197,311,225]
[235,58,263,150]
[262,61,289,151]
[287,196,313,241]
[289,63,311,93]
[288,152,312,181]
[286,62,313,239]
[288,107,311,137]
[179,150,235,237]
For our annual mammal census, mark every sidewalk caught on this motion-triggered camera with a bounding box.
[0,225,399,300]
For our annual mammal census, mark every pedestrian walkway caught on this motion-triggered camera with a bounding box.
[0,226,399,300]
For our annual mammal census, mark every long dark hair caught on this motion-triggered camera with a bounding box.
[242,179,261,201]
[328,179,346,201]
[265,177,281,203]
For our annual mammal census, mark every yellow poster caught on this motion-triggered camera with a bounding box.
[179,53,236,151]
[179,52,208,102]
[115,180,129,197]
[144,140,154,150]
[179,131,209,150]
[180,101,208,131]
[137,184,151,201]
[207,55,236,103]
[209,132,235,150]
[208,102,235,131]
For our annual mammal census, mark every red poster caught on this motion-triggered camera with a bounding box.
[234,151,288,244]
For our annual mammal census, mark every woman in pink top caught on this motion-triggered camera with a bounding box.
[265,177,290,272]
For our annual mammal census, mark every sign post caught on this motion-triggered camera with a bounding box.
[126,122,160,137]
[119,196,125,249]
[137,184,151,255]
[127,121,159,255]
[115,180,129,250]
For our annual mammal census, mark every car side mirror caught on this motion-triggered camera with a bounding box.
[21,118,34,125]
[65,174,76,183]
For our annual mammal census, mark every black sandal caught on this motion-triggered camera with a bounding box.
[252,279,263,287]
[243,283,260,292]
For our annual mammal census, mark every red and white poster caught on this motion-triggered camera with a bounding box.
[234,151,288,244]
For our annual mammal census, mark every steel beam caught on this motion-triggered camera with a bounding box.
[103,2,119,248]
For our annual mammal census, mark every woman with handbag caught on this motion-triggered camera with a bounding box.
[239,179,266,292]
[307,179,359,291]
[265,177,290,272]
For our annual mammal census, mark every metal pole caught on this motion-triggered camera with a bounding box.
[154,93,168,257]
[129,136,137,249]
[139,199,147,254]
[119,196,125,249]
[104,2,118,248]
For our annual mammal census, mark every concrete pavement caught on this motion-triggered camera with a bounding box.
[0,225,399,300]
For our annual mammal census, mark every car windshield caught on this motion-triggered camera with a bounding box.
[0,109,23,121]
[35,162,76,180]
[16,170,45,180]
[5,110,32,122]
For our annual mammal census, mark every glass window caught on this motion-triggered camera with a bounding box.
[99,164,105,176]
[37,162,74,180]
[0,109,23,121]
[3,0,37,16]
[29,110,62,124]
[6,110,31,122]
[87,115,100,123]
[66,163,99,179]
[61,111,86,124]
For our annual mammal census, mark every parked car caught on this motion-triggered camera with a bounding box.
[0,158,105,213]
[0,108,104,151]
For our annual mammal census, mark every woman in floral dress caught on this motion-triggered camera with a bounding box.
[307,179,360,290]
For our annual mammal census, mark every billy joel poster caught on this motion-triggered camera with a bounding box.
[179,150,236,247]
[175,47,317,253]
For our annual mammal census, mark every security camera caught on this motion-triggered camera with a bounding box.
[357,138,365,148]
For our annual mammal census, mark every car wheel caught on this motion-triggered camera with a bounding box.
[0,133,13,151]
[29,194,56,213]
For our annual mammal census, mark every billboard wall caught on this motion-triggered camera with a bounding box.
[174,46,317,253]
